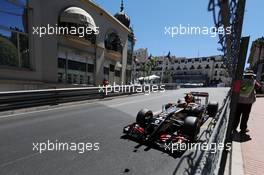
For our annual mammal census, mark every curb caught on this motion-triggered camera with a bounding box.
[231,139,245,175]
[224,133,245,175]
[256,94,264,98]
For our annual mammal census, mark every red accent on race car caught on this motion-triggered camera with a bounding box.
[133,125,145,133]
[172,135,188,142]
[160,134,172,141]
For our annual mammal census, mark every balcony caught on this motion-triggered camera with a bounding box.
[105,49,122,61]
[58,34,95,49]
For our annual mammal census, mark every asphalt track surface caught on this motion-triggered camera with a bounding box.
[0,88,229,175]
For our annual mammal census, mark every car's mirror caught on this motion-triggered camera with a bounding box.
[162,105,166,112]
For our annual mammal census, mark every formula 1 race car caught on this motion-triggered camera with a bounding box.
[123,92,218,152]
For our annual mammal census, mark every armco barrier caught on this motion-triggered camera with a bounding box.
[194,91,231,175]
[171,90,231,175]
[0,84,167,111]
[0,86,139,111]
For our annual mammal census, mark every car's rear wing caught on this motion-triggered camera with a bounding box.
[189,92,209,97]
[185,92,209,105]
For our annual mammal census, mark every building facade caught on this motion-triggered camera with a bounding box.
[132,48,148,80]
[248,37,264,81]
[0,0,135,91]
[133,48,148,62]
[133,49,231,86]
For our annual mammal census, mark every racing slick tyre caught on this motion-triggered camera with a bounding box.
[207,102,219,118]
[136,109,153,127]
[183,116,200,142]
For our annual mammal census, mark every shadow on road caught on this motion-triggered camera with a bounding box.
[120,135,185,159]
[232,131,251,142]
[171,117,216,175]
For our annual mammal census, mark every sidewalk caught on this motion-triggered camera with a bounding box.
[231,97,264,175]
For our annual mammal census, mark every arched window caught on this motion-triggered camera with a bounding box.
[105,32,122,53]
[215,64,219,68]
[59,7,97,44]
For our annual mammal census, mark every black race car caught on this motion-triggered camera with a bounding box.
[123,92,218,152]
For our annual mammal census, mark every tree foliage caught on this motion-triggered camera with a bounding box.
[0,35,19,66]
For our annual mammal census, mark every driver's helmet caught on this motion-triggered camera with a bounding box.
[177,99,187,108]
[185,93,194,103]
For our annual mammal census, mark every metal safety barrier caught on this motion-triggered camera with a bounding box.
[195,91,231,175]
[0,86,141,112]
[172,90,231,175]
[0,84,169,112]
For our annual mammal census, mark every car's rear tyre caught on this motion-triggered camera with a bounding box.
[136,109,153,127]
[183,116,200,142]
[207,102,218,118]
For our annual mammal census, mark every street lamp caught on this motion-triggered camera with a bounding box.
[133,56,138,84]
[161,51,171,83]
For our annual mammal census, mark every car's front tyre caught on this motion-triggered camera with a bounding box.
[136,109,153,127]
[183,116,200,142]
